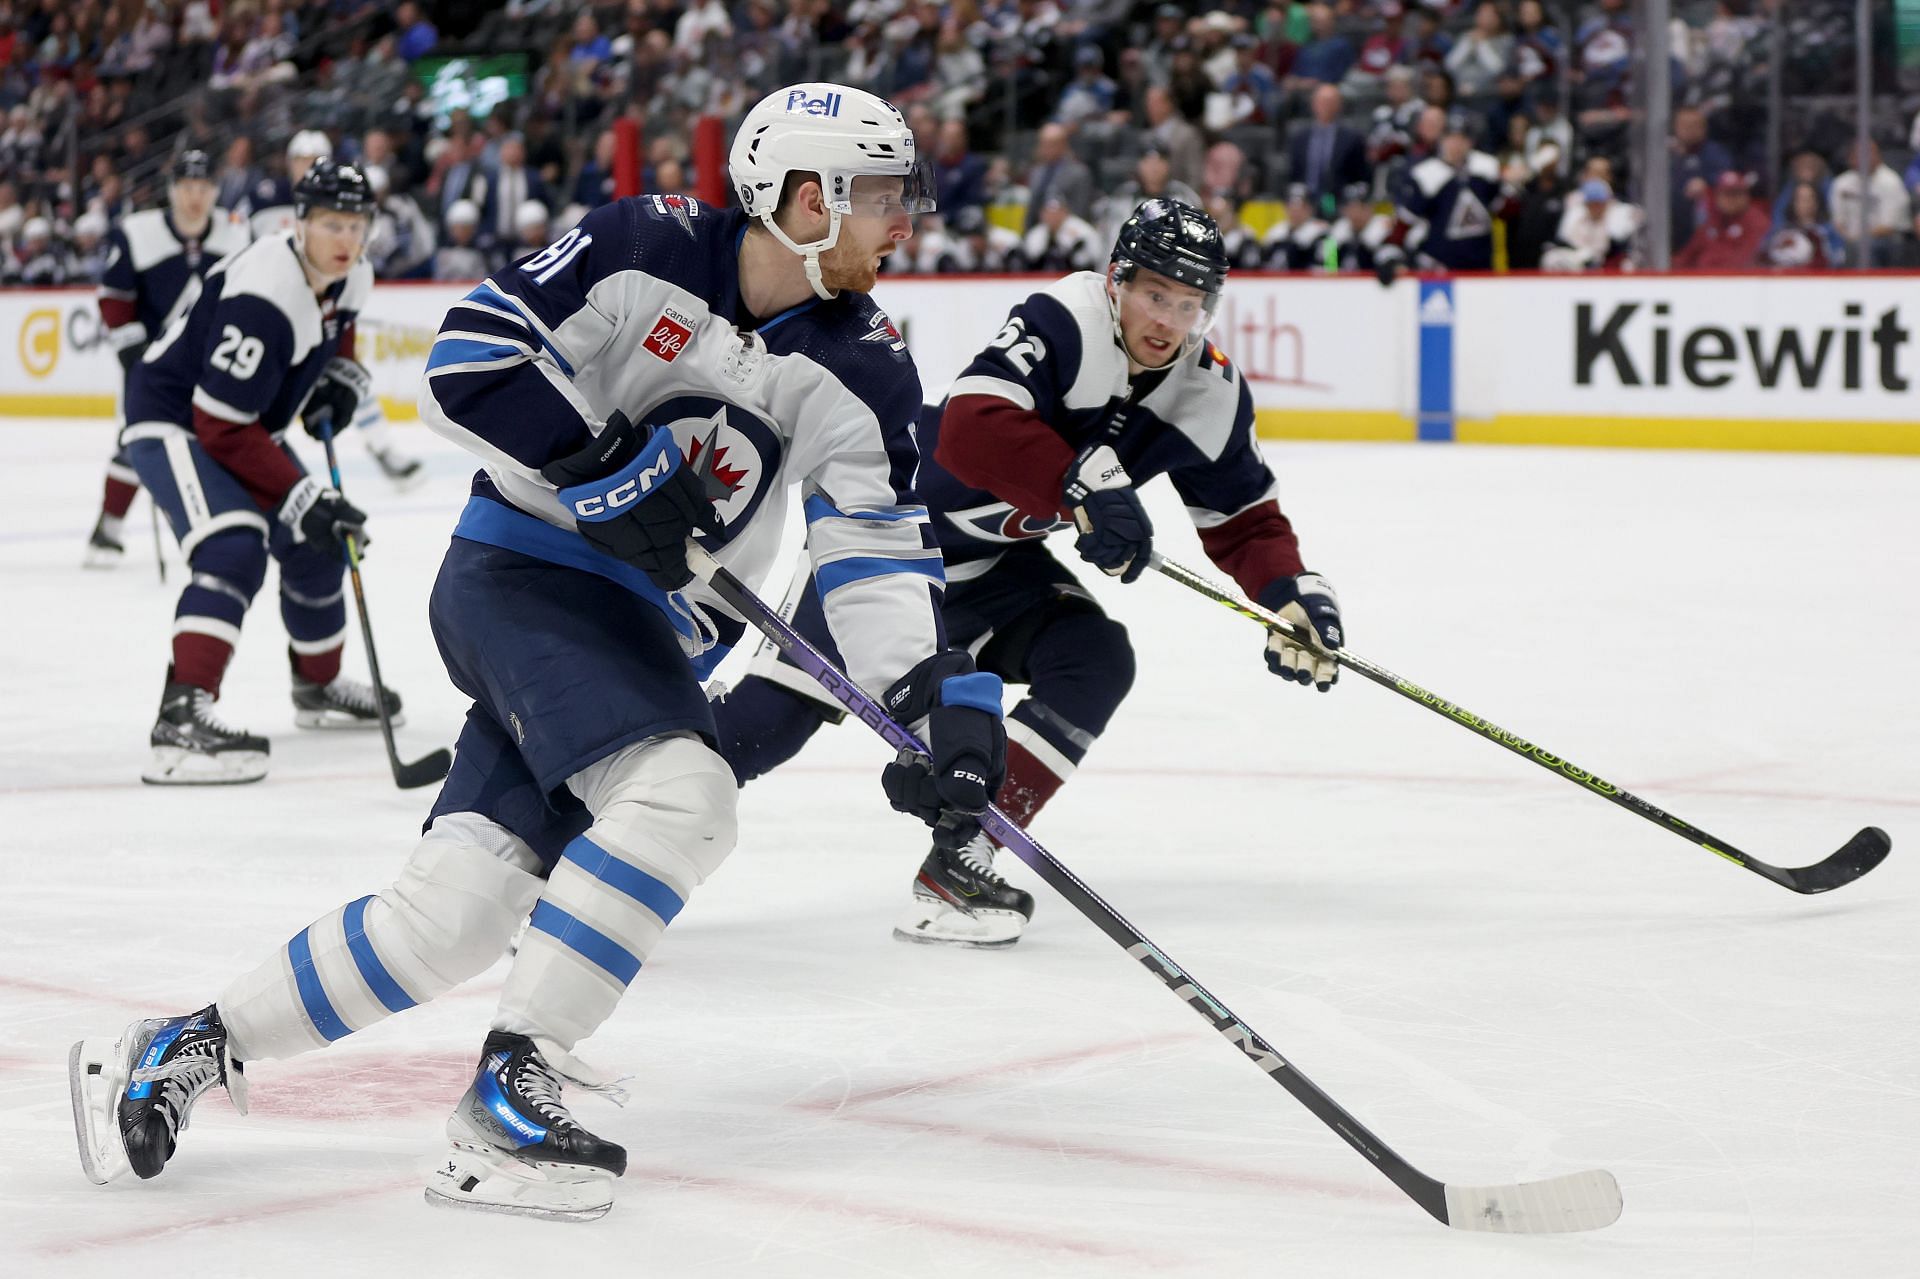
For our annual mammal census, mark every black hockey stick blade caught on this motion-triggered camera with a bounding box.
[392,747,453,790]
[1780,825,1892,895]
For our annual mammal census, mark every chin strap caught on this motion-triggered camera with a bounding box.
[758,209,842,301]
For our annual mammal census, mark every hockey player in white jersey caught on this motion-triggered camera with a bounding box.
[68,84,1005,1221]
[247,129,424,486]
[85,150,250,567]
[715,200,1344,947]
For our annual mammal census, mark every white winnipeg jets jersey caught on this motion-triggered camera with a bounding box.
[419,194,942,696]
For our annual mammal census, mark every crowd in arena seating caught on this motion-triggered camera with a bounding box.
[0,0,1903,286]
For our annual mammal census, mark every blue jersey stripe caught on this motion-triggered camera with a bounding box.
[561,835,686,926]
[286,925,353,1042]
[426,337,527,373]
[527,900,642,985]
[342,895,418,1015]
[464,282,575,377]
[802,494,928,525]
[815,554,945,597]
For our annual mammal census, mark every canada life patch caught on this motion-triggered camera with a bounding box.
[643,309,694,362]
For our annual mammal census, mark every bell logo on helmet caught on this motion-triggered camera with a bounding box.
[784,89,843,117]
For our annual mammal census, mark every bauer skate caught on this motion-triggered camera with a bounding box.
[292,673,403,730]
[83,513,125,569]
[426,1032,628,1222]
[68,1005,247,1184]
[144,680,269,785]
[894,833,1035,948]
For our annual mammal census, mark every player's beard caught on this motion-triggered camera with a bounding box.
[818,234,882,294]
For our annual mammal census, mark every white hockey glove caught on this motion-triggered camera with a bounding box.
[301,357,373,439]
[1258,572,1342,691]
[1063,444,1152,583]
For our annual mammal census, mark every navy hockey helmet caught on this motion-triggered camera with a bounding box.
[1109,198,1230,295]
[172,149,214,183]
[293,158,375,221]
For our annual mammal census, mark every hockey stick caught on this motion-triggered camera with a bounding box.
[1150,553,1890,895]
[149,497,167,584]
[317,419,452,790]
[687,543,1620,1233]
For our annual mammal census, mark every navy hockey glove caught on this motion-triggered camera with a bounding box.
[116,344,142,380]
[543,411,724,592]
[278,475,369,558]
[1259,572,1342,691]
[880,651,1007,850]
[300,357,373,439]
[1064,443,1152,584]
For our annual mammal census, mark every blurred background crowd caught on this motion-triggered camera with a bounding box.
[0,0,1912,285]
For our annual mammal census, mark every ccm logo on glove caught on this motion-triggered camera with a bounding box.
[572,452,675,519]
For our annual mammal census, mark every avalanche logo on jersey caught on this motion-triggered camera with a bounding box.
[643,394,782,541]
[945,499,1071,544]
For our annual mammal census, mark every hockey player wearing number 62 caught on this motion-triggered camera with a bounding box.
[118,158,403,786]
[715,199,1345,949]
[69,83,1005,1222]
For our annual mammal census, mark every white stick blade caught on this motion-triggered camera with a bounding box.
[1443,1170,1622,1233]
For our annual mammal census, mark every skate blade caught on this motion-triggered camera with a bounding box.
[68,1035,134,1185]
[424,1140,614,1222]
[293,708,405,731]
[143,746,268,785]
[893,898,1025,949]
[82,546,124,569]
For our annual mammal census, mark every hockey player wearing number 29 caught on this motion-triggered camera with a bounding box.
[68,84,1006,1221]
[120,158,403,785]
[715,199,1346,948]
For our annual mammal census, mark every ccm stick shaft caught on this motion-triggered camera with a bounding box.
[1151,553,1889,895]
[689,545,1620,1233]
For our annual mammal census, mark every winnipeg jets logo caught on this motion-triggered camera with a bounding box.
[644,396,783,540]
[686,423,750,503]
[649,194,699,239]
[861,315,907,353]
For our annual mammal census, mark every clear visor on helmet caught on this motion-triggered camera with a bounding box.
[1113,266,1222,350]
[840,161,939,218]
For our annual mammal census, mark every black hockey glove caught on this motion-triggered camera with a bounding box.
[301,356,373,439]
[1258,572,1343,691]
[116,343,142,380]
[542,410,723,592]
[1063,443,1152,584]
[880,651,1007,850]
[278,475,370,558]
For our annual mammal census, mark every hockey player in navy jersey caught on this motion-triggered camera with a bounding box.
[120,158,402,785]
[715,200,1344,948]
[68,84,1005,1221]
[85,150,251,567]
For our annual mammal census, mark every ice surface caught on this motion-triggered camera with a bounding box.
[2,420,1916,1277]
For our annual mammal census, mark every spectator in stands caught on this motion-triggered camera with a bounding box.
[10,216,71,285]
[1330,182,1391,273]
[1525,93,1572,175]
[676,0,735,53]
[1290,84,1369,204]
[1343,3,1405,99]
[930,19,987,121]
[1202,138,1254,204]
[1830,139,1911,267]
[1055,45,1117,128]
[1268,182,1332,270]
[506,199,552,266]
[1287,4,1355,95]
[950,204,1026,273]
[1669,106,1730,249]
[1368,66,1424,171]
[70,209,109,283]
[652,157,690,194]
[573,129,619,210]
[1098,144,1202,246]
[1506,143,1567,269]
[483,134,549,250]
[439,133,492,229]
[366,165,438,280]
[1144,84,1205,190]
[434,200,492,280]
[933,118,988,223]
[1403,8,1453,70]
[1022,194,1102,272]
[1143,4,1186,86]
[1674,171,1768,270]
[1420,66,1456,118]
[1513,0,1562,86]
[1208,193,1268,270]
[1542,178,1639,272]
[1763,180,1843,270]
[571,12,614,68]
[1218,34,1280,128]
[394,2,439,64]
[1446,3,1514,102]
[1023,122,1095,229]
[1389,111,1507,273]
[1772,149,1831,223]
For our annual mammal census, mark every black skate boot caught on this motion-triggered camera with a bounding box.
[292,672,403,730]
[68,1005,248,1184]
[894,832,1036,948]
[84,512,125,568]
[365,430,425,490]
[144,679,269,785]
[427,1031,629,1220]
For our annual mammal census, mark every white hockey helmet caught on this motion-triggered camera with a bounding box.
[729,83,935,299]
[288,130,332,161]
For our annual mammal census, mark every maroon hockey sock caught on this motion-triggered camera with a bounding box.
[992,740,1069,833]
[291,645,342,686]
[102,475,139,520]
[172,634,234,697]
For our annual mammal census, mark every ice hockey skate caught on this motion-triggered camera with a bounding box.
[83,513,124,568]
[144,680,269,784]
[68,1005,247,1185]
[363,427,425,491]
[894,833,1035,948]
[426,1032,629,1222]
[292,673,403,730]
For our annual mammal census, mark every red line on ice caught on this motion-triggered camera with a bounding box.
[814,1033,1187,1109]
[34,1177,419,1256]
